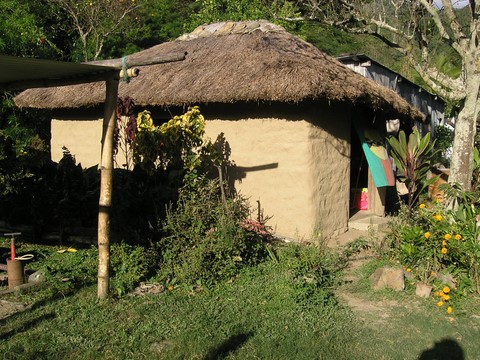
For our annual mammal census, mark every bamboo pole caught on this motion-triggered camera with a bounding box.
[97,73,119,299]
[89,52,187,68]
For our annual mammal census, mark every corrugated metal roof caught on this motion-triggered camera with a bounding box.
[0,55,117,90]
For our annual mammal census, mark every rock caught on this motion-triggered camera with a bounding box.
[416,282,432,298]
[434,273,457,290]
[369,266,404,291]
[28,270,46,283]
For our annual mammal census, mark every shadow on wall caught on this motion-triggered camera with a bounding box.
[212,132,278,194]
[418,338,464,360]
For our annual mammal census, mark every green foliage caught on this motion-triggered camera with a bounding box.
[298,22,362,56]
[110,242,153,297]
[132,107,215,175]
[189,0,269,28]
[0,0,54,57]
[280,243,339,307]
[432,125,453,168]
[387,129,437,219]
[387,201,480,295]
[156,177,273,287]
[39,246,98,288]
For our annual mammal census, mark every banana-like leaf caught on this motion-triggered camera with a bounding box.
[417,131,431,156]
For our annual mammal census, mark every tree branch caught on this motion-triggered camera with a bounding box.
[412,62,466,101]
[441,0,466,43]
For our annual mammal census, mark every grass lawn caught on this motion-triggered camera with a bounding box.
[1,239,479,359]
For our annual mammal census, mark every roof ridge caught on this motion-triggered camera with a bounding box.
[176,20,286,41]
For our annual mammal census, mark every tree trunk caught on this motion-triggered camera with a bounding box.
[449,66,480,190]
[97,74,119,299]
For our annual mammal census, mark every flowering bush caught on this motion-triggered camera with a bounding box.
[387,201,480,298]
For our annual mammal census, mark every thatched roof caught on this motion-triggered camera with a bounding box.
[15,20,423,121]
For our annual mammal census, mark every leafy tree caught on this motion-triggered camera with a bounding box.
[189,0,299,29]
[0,0,56,57]
[288,0,480,192]
[104,0,196,56]
[50,0,140,61]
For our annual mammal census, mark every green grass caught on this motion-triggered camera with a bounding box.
[1,240,480,359]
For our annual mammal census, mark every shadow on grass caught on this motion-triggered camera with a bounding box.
[419,338,464,360]
[0,279,95,326]
[0,312,56,340]
[204,332,253,360]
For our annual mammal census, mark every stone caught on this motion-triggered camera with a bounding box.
[28,270,46,283]
[369,266,405,291]
[416,283,433,298]
[434,273,457,290]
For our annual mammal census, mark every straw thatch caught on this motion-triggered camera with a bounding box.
[14,20,424,121]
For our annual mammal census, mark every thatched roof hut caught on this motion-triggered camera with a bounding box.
[15,20,423,122]
[15,21,424,240]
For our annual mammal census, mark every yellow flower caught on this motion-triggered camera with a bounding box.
[406,268,412,272]
[442,240,447,246]
[447,306,453,314]
[435,291,442,297]
[442,294,450,301]
[441,247,448,254]
[444,234,452,240]
[437,301,444,307]
[455,234,462,240]
[419,203,426,209]
[443,286,450,294]
[424,232,431,239]
[167,285,174,291]
[434,214,443,221]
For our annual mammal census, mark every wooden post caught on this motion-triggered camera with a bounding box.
[368,170,386,216]
[97,73,119,299]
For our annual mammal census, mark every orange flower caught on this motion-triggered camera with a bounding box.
[441,247,448,254]
[442,294,450,301]
[443,286,450,294]
[424,232,431,239]
[455,234,462,240]
[447,307,453,314]
[444,234,452,240]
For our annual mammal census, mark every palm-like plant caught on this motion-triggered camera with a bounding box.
[387,129,437,220]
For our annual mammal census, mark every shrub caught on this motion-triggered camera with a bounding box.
[155,176,273,287]
[387,201,480,296]
[110,242,154,297]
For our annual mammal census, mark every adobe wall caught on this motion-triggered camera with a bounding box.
[205,105,351,241]
[307,105,351,240]
[51,119,103,168]
[51,118,130,169]
[205,118,315,240]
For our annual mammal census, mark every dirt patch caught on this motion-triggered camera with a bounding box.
[330,228,405,326]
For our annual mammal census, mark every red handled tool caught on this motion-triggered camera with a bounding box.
[4,232,21,260]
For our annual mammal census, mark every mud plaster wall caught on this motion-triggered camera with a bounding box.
[51,118,129,168]
[308,105,351,239]
[206,118,312,239]
[51,119,102,168]
[205,110,351,240]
